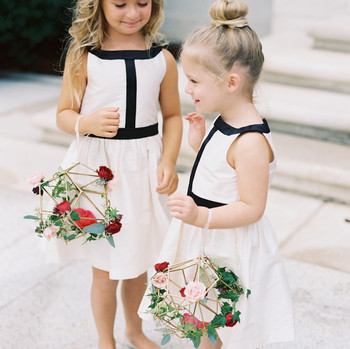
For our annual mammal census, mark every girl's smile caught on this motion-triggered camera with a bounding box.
[182,57,227,114]
[102,0,152,37]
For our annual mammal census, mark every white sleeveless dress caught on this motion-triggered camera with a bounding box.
[45,47,171,280]
[143,117,295,348]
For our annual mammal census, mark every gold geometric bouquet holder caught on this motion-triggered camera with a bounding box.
[147,256,250,348]
[24,162,122,247]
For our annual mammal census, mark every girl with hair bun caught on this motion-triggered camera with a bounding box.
[51,0,183,348]
[147,1,295,348]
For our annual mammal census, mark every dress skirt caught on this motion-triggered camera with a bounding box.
[139,216,295,348]
[44,134,171,280]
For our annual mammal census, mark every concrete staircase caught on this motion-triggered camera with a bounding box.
[251,19,350,203]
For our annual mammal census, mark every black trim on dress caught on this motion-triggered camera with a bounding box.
[125,59,137,128]
[89,46,163,60]
[187,117,271,208]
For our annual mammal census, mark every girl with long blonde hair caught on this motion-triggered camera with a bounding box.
[52,1,182,348]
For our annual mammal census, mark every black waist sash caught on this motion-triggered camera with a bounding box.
[88,123,158,140]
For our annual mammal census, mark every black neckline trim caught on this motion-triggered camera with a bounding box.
[214,116,270,135]
[89,46,162,60]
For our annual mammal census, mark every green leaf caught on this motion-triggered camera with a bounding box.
[246,289,251,298]
[167,303,175,312]
[183,322,195,332]
[207,324,217,345]
[219,290,240,302]
[187,331,203,348]
[161,334,171,345]
[23,215,40,220]
[83,223,106,235]
[66,234,76,241]
[106,235,115,248]
[208,333,217,345]
[70,211,80,221]
[232,310,241,323]
[211,314,226,327]
[220,302,232,316]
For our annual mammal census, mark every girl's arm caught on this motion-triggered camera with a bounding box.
[156,49,183,195]
[185,112,206,152]
[167,132,273,228]
[56,53,120,137]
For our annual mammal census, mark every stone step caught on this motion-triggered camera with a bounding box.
[254,81,350,143]
[308,15,350,53]
[261,32,350,93]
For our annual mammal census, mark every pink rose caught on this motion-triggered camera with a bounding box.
[43,225,60,241]
[184,281,206,302]
[107,177,118,191]
[27,170,44,186]
[152,272,168,289]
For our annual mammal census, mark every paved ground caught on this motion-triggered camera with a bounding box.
[0,72,349,349]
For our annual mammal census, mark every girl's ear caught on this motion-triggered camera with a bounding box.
[227,73,241,93]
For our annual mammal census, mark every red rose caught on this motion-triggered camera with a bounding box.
[105,218,122,235]
[154,261,169,271]
[179,287,186,297]
[97,166,114,181]
[182,313,209,329]
[225,313,238,327]
[56,200,71,214]
[72,208,97,229]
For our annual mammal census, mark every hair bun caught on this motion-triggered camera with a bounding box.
[210,0,249,29]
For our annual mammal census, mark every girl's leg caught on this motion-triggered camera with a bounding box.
[91,267,119,349]
[121,272,160,349]
[199,336,222,349]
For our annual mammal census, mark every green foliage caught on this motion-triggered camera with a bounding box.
[161,334,171,345]
[0,0,73,69]
[207,324,217,345]
[23,215,40,220]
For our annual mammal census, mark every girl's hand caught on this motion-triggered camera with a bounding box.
[83,107,120,137]
[185,112,206,152]
[156,160,179,195]
[167,193,199,225]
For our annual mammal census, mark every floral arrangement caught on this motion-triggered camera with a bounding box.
[24,163,122,247]
[147,257,250,348]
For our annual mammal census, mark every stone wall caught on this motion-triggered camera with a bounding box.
[162,0,273,42]
[272,0,350,33]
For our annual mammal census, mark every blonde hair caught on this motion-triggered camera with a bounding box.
[63,0,164,105]
[181,0,264,97]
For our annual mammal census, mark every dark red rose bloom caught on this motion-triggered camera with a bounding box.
[154,261,169,271]
[32,186,43,196]
[225,313,238,327]
[105,218,122,235]
[179,287,186,297]
[97,166,114,181]
[73,208,97,229]
[56,200,71,214]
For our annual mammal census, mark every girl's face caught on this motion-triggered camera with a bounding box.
[102,0,152,36]
[182,57,227,114]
